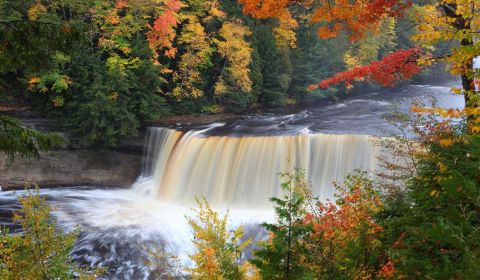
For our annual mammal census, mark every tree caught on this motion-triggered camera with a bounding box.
[302,172,386,279]
[251,170,313,280]
[255,25,287,107]
[380,113,480,279]
[0,116,64,159]
[413,1,479,111]
[171,15,214,99]
[0,189,102,279]
[187,197,256,279]
[146,0,182,59]
[238,0,480,121]
[56,46,169,148]
[214,20,253,99]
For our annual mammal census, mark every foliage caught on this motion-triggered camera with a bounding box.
[171,15,214,100]
[379,112,480,279]
[308,47,422,90]
[1,0,445,148]
[224,91,256,113]
[0,0,89,74]
[302,172,386,279]
[343,17,397,68]
[238,0,407,42]
[201,104,221,114]
[214,20,253,98]
[238,0,479,118]
[255,25,287,108]
[0,188,101,279]
[0,115,64,159]
[186,197,257,279]
[146,0,183,59]
[412,1,480,108]
[55,47,169,148]
[252,170,313,280]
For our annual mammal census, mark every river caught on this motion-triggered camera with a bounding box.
[0,80,464,279]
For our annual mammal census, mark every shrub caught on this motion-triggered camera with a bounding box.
[0,188,102,279]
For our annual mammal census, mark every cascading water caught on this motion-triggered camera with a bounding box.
[0,82,465,278]
[133,127,380,208]
[0,124,382,279]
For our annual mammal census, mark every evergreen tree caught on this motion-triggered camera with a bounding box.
[0,116,64,159]
[255,25,287,108]
[55,46,169,148]
[384,133,480,279]
[252,170,313,280]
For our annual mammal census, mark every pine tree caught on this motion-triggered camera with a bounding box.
[385,133,480,279]
[254,25,287,108]
[251,170,313,280]
[0,116,64,159]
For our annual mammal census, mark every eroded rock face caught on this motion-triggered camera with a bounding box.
[0,149,142,190]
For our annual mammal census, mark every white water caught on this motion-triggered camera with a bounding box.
[0,187,272,278]
[132,127,380,208]
[0,126,382,278]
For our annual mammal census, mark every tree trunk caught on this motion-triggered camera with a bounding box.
[442,3,478,127]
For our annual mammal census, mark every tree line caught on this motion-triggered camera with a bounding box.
[1,0,424,149]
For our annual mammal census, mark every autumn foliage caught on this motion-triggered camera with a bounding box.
[309,47,422,90]
[0,189,102,279]
[146,0,182,58]
[187,197,258,279]
[249,170,392,279]
[299,172,389,278]
[239,0,408,41]
[312,0,409,41]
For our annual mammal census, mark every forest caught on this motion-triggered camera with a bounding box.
[1,0,480,279]
[1,0,431,148]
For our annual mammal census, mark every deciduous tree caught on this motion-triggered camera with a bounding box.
[214,20,253,98]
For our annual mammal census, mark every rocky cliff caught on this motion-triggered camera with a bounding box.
[0,149,143,190]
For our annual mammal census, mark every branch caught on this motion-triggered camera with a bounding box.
[0,19,62,26]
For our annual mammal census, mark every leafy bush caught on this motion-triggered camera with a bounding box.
[201,104,221,114]
[0,188,102,279]
[186,197,257,279]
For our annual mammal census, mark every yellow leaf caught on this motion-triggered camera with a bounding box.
[439,138,455,147]
[28,3,47,21]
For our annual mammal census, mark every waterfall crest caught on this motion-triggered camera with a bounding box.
[134,127,380,208]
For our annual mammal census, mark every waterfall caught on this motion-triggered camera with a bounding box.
[133,127,380,208]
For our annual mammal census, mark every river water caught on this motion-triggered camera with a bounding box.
[0,81,464,279]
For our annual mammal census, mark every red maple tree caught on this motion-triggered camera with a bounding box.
[308,47,422,90]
